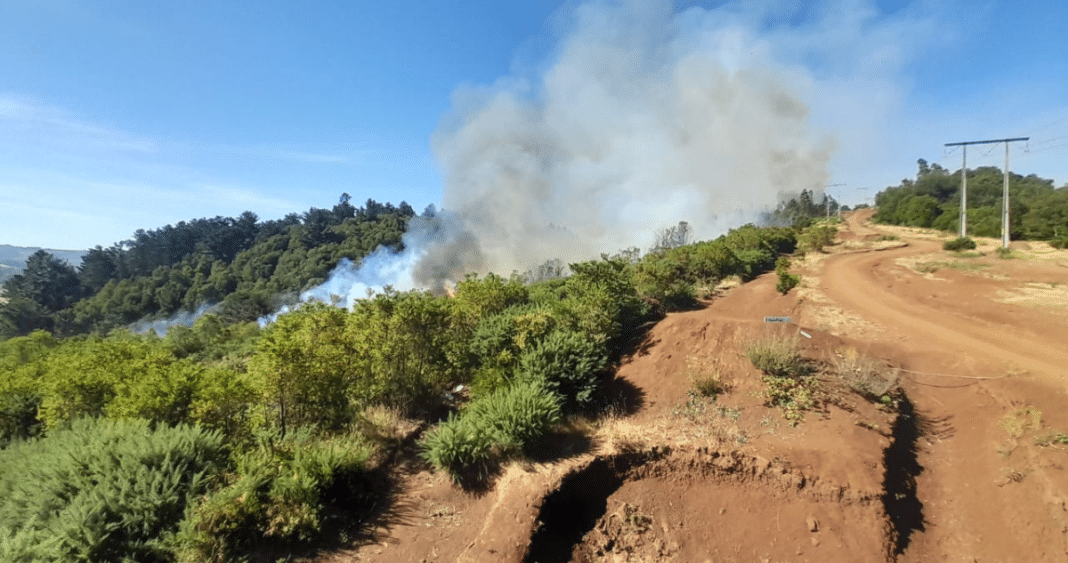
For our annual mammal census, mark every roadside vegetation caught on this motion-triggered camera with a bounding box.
[874,159,1068,247]
[0,194,834,561]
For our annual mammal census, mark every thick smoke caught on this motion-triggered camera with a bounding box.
[414,0,838,287]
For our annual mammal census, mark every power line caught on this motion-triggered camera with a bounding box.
[943,137,1029,247]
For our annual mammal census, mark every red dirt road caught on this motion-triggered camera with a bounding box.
[818,213,1068,562]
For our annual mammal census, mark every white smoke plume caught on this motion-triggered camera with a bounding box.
[265,0,936,316]
[130,302,218,337]
[414,0,845,286]
[258,212,476,324]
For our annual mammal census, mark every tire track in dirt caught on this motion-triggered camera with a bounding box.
[821,243,1068,381]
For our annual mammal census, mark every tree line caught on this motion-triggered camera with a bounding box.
[873,159,1068,246]
[0,195,419,340]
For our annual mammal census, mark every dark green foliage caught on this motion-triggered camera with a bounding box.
[466,303,556,397]
[421,379,561,477]
[775,256,800,294]
[539,257,651,353]
[0,251,81,338]
[0,390,42,448]
[1,196,417,341]
[874,160,1067,242]
[176,429,372,563]
[1050,236,1068,249]
[518,329,608,413]
[763,189,843,227]
[0,418,226,563]
[633,225,798,310]
[419,415,494,476]
[943,237,977,251]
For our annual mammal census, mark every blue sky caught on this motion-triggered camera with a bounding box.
[1,0,1066,250]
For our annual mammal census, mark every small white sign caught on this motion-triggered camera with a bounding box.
[764,316,792,323]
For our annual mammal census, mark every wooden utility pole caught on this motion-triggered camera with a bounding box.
[943,137,1028,247]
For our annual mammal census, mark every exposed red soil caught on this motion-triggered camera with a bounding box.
[319,210,1068,563]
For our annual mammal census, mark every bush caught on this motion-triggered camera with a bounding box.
[464,379,563,450]
[798,225,837,252]
[943,237,977,251]
[1050,236,1068,249]
[774,257,800,294]
[421,379,561,478]
[518,329,608,413]
[420,414,495,478]
[0,390,43,448]
[745,335,809,379]
[0,418,226,563]
[762,374,819,425]
[176,429,372,562]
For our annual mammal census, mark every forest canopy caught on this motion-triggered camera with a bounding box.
[0,195,418,340]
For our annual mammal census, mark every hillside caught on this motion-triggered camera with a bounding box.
[3,210,1066,561]
[310,210,1068,562]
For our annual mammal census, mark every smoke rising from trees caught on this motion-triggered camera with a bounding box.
[414,0,841,288]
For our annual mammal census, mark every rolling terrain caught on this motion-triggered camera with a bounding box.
[313,210,1068,562]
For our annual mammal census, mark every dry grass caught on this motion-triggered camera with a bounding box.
[744,335,809,378]
[686,356,729,397]
[833,348,899,400]
[999,406,1043,439]
[354,404,408,445]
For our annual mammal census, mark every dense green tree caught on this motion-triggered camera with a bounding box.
[874,160,1065,242]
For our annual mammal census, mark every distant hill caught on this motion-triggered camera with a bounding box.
[0,244,87,284]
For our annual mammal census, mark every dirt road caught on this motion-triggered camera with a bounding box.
[818,214,1068,562]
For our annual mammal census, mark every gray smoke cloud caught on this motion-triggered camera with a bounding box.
[414,0,840,286]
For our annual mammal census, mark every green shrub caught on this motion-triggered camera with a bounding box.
[176,429,372,563]
[0,390,43,448]
[421,380,561,478]
[996,246,1014,258]
[0,418,226,563]
[548,258,650,350]
[1050,236,1068,249]
[451,273,530,331]
[774,257,800,294]
[420,414,495,477]
[798,225,837,252]
[762,374,819,425]
[943,237,977,251]
[631,256,698,311]
[519,329,608,413]
[464,379,563,450]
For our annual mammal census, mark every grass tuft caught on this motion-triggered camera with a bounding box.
[745,335,810,379]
